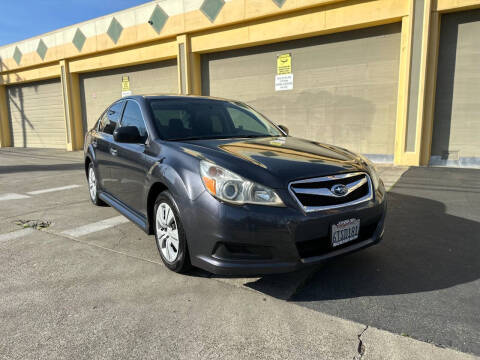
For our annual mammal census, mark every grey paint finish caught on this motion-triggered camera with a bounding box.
[431,9,480,165]
[7,79,65,148]
[405,0,425,152]
[202,23,401,157]
[80,61,178,131]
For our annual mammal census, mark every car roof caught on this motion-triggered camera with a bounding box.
[122,94,236,103]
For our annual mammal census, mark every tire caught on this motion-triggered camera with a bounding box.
[154,191,191,273]
[87,162,106,206]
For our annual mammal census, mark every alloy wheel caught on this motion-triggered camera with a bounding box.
[88,166,97,201]
[156,202,180,262]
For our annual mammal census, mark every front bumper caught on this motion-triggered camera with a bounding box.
[181,185,387,276]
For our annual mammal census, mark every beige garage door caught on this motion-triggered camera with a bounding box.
[80,60,178,131]
[7,79,65,148]
[431,9,480,167]
[202,23,401,161]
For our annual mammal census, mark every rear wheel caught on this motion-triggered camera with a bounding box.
[154,191,191,273]
[88,162,106,206]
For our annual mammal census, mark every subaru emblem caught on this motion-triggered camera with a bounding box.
[331,184,348,196]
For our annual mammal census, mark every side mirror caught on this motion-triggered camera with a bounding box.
[278,125,289,136]
[113,126,143,143]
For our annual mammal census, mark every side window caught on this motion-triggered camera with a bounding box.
[227,107,267,134]
[121,101,148,140]
[99,101,123,135]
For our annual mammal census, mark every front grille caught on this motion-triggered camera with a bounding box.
[289,172,373,212]
[296,219,379,258]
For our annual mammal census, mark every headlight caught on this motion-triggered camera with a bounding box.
[358,155,381,189]
[200,160,284,206]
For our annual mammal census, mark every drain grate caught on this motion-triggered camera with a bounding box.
[15,219,52,230]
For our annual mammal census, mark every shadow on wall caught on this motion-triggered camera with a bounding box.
[431,11,460,158]
[0,57,39,148]
[432,10,480,160]
[247,90,377,155]
[290,166,480,301]
[8,85,39,148]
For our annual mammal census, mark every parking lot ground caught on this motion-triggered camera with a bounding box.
[0,148,478,359]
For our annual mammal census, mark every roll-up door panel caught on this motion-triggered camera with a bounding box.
[7,79,65,149]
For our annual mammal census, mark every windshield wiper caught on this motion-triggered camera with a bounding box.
[236,135,272,138]
[168,135,272,141]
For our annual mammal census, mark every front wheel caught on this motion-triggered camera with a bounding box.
[154,191,191,273]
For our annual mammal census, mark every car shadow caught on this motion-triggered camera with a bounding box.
[290,166,480,301]
[0,163,84,174]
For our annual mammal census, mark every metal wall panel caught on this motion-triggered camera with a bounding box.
[7,79,65,149]
[202,23,401,160]
[80,60,178,131]
[431,9,480,167]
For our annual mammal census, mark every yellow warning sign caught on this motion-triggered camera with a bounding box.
[277,53,292,75]
[121,76,130,91]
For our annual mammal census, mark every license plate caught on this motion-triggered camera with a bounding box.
[331,218,360,247]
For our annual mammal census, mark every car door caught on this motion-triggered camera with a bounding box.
[109,100,149,215]
[94,100,125,195]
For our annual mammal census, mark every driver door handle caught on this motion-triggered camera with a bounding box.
[110,147,118,156]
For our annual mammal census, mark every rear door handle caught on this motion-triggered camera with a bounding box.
[110,147,118,156]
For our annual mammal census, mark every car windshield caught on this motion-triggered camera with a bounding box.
[147,98,283,141]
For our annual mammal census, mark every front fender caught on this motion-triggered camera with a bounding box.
[146,157,205,212]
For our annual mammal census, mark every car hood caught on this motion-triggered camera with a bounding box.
[176,136,367,189]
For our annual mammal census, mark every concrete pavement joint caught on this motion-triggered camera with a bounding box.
[286,265,323,301]
[42,228,166,267]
